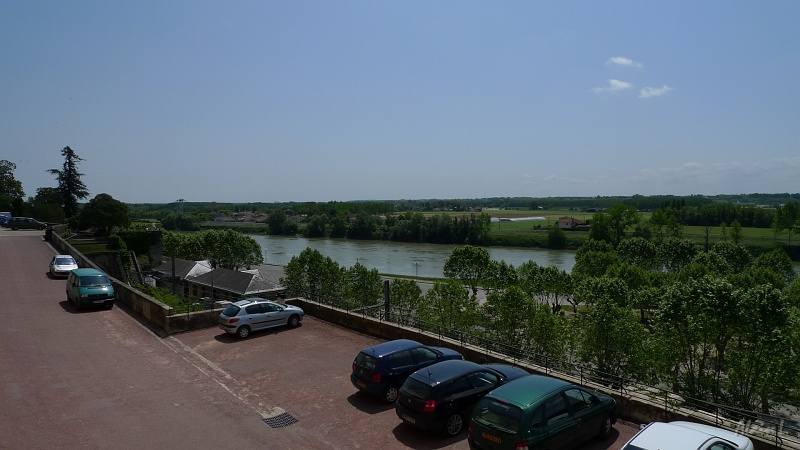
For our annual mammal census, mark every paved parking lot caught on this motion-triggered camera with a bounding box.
[1,229,639,449]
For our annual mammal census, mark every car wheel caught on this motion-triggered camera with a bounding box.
[288,314,300,328]
[598,415,612,440]
[383,385,399,403]
[444,413,464,437]
[236,325,251,339]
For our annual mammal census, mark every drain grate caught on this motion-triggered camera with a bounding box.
[263,412,298,428]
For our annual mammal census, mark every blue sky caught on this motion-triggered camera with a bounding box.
[2,1,798,204]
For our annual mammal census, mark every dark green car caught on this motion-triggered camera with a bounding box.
[468,374,616,450]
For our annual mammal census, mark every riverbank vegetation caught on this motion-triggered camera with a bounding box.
[124,194,800,260]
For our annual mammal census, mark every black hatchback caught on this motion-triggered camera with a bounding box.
[395,359,528,437]
[351,339,463,403]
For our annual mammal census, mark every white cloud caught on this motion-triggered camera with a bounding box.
[606,56,643,68]
[593,79,633,94]
[639,85,673,98]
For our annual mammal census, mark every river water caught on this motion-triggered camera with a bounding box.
[251,235,575,278]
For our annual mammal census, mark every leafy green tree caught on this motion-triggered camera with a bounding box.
[785,277,800,309]
[305,214,328,237]
[575,276,629,308]
[607,204,640,247]
[678,251,733,282]
[161,212,200,231]
[649,208,668,242]
[78,193,131,235]
[617,237,658,271]
[572,239,619,278]
[579,298,649,380]
[328,215,347,238]
[389,279,423,325]
[657,237,698,272]
[281,247,343,302]
[547,224,567,249]
[443,245,491,296]
[347,211,378,239]
[538,266,573,314]
[482,260,518,296]
[30,187,64,223]
[773,202,799,244]
[752,249,797,286]
[656,277,744,402]
[0,160,25,208]
[727,285,795,411]
[163,231,205,261]
[710,242,753,274]
[419,279,478,333]
[730,219,743,244]
[588,211,613,244]
[482,286,532,351]
[523,301,569,362]
[203,229,263,270]
[267,210,288,235]
[342,263,383,310]
[48,146,89,218]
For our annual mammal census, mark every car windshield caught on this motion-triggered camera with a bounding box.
[473,397,523,433]
[222,304,241,317]
[79,275,110,286]
[402,378,433,399]
[56,257,75,265]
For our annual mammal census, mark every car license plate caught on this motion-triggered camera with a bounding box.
[94,300,105,304]
[402,414,416,424]
[482,432,501,443]
[356,381,366,389]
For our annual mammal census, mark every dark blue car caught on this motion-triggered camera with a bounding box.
[395,360,529,436]
[351,339,463,403]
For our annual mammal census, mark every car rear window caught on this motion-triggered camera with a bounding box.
[473,397,523,433]
[402,378,433,399]
[222,304,241,317]
[354,352,378,372]
[79,275,110,286]
[56,257,75,265]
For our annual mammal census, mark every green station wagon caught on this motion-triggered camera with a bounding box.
[468,374,616,450]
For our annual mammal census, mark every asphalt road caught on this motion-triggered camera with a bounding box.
[0,229,639,449]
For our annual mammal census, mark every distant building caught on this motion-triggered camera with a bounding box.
[557,216,588,231]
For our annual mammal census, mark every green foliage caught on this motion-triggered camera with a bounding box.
[107,234,131,269]
[389,279,423,325]
[203,229,263,270]
[135,284,202,313]
[162,229,263,271]
[48,146,89,218]
[547,224,567,249]
[281,248,343,302]
[267,210,289,235]
[483,260,518,296]
[304,214,328,238]
[342,263,383,310]
[161,212,200,231]
[279,237,799,413]
[443,245,491,296]
[579,299,648,379]
[419,279,477,332]
[79,193,131,235]
[0,159,25,200]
